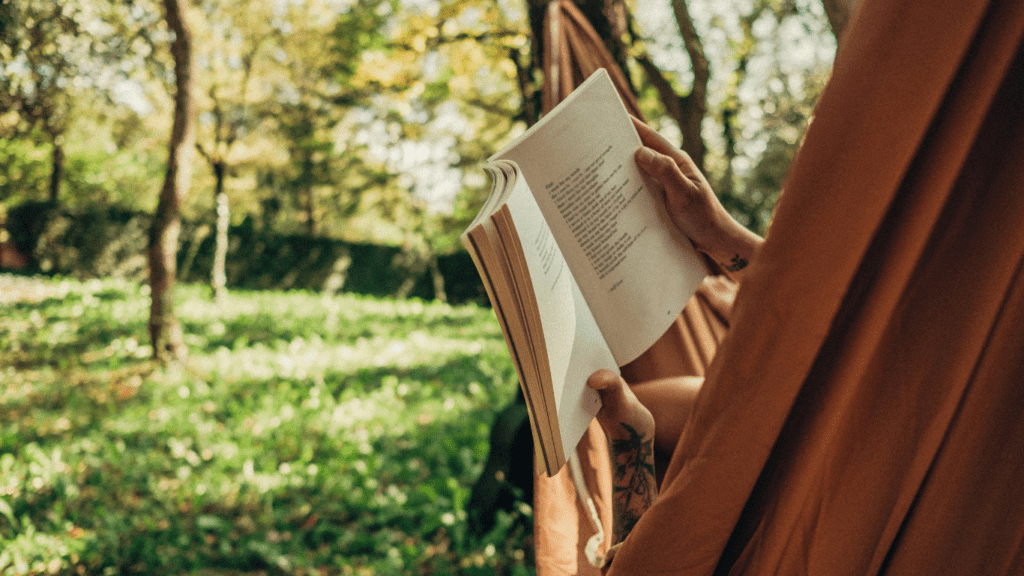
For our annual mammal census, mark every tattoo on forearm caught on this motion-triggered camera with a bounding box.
[610,423,657,543]
[724,253,748,272]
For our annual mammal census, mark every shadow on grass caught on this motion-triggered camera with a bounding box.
[321,354,516,398]
[179,310,491,352]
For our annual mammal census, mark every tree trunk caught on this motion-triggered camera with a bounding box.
[429,254,447,303]
[48,143,64,204]
[668,0,710,171]
[304,186,317,236]
[148,0,196,363]
[533,0,711,172]
[211,160,229,304]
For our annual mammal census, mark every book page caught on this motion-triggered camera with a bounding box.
[492,69,706,365]
[465,219,556,472]
[557,278,611,460]
[501,168,606,467]
[464,162,608,475]
[464,164,560,472]
[463,229,547,471]
[491,204,566,469]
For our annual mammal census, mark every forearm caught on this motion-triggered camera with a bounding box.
[608,422,658,544]
[703,217,763,279]
[630,117,764,280]
[586,370,659,551]
[632,376,703,462]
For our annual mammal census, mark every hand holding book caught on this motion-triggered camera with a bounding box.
[631,117,764,279]
[586,369,657,545]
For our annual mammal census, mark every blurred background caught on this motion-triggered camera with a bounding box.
[0,0,841,573]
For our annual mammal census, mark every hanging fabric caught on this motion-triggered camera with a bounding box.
[605,0,1024,573]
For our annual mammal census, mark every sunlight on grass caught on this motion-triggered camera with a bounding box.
[0,274,533,576]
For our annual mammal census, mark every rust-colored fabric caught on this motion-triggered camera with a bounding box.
[541,0,643,120]
[533,4,738,573]
[605,0,1024,574]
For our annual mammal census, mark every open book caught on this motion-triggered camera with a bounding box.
[462,69,707,476]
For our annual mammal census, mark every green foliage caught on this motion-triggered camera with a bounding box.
[0,0,833,254]
[0,0,17,44]
[0,274,532,575]
[3,200,489,303]
[330,0,395,80]
[0,139,50,205]
[4,201,149,278]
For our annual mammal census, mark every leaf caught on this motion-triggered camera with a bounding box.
[197,515,227,531]
[0,497,18,530]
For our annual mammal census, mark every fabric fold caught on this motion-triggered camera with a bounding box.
[607,0,1024,573]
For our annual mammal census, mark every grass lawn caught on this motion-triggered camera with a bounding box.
[0,274,533,575]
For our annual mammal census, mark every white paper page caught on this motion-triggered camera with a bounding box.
[493,69,706,365]
[557,279,611,459]
[503,171,577,394]
[504,169,610,463]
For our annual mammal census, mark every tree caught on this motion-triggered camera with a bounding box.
[700,0,835,233]
[1,0,171,212]
[249,0,392,238]
[148,0,196,362]
[0,0,91,204]
[342,0,527,299]
[650,0,711,171]
[192,0,277,303]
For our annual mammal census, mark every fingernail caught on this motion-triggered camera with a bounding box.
[635,147,656,166]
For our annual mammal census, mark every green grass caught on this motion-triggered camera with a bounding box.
[0,274,533,576]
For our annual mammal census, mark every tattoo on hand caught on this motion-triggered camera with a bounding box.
[610,423,657,543]
[724,253,748,272]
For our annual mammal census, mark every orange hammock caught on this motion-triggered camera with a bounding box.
[535,0,1024,574]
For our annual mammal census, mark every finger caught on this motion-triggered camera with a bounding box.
[587,368,622,393]
[635,146,696,198]
[631,117,690,164]
[631,116,672,153]
[588,370,637,425]
[587,369,629,414]
[630,116,703,181]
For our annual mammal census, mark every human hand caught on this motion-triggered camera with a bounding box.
[632,117,763,275]
[587,369,657,543]
[588,369,655,443]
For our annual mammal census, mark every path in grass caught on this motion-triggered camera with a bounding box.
[0,274,533,575]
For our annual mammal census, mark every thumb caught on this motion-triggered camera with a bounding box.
[634,146,680,182]
[587,369,626,401]
[587,369,652,440]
